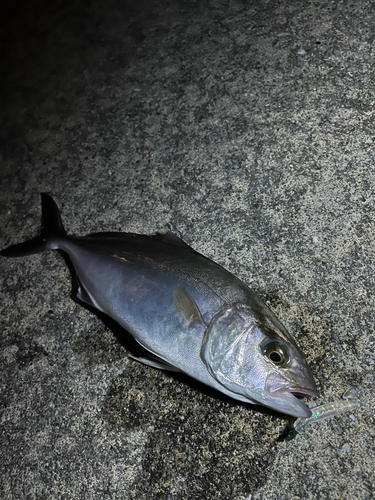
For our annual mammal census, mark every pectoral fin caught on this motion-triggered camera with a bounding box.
[173,285,206,328]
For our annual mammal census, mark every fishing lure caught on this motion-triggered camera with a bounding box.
[285,386,362,441]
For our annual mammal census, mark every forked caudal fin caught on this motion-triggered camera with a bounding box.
[0,193,66,257]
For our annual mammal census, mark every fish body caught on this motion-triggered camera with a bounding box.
[1,194,317,417]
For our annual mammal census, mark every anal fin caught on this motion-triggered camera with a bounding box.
[75,279,105,313]
[129,353,181,372]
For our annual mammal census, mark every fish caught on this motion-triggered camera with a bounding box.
[1,194,317,417]
[285,386,363,440]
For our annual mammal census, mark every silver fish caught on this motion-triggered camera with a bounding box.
[1,194,317,417]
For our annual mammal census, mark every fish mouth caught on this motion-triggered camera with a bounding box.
[270,387,317,417]
[264,373,318,417]
[289,387,318,399]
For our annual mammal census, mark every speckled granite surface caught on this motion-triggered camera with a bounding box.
[0,1,374,498]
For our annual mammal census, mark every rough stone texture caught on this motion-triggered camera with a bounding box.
[0,0,374,499]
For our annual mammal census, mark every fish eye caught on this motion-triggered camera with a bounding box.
[263,342,289,366]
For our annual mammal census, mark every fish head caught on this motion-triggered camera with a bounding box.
[200,303,317,417]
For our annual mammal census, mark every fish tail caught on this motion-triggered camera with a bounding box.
[1,193,67,257]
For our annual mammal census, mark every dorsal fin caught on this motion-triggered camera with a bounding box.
[83,231,192,248]
[153,231,191,248]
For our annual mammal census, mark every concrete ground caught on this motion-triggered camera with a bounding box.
[0,0,374,498]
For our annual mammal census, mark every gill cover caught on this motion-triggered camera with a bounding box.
[200,304,260,398]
